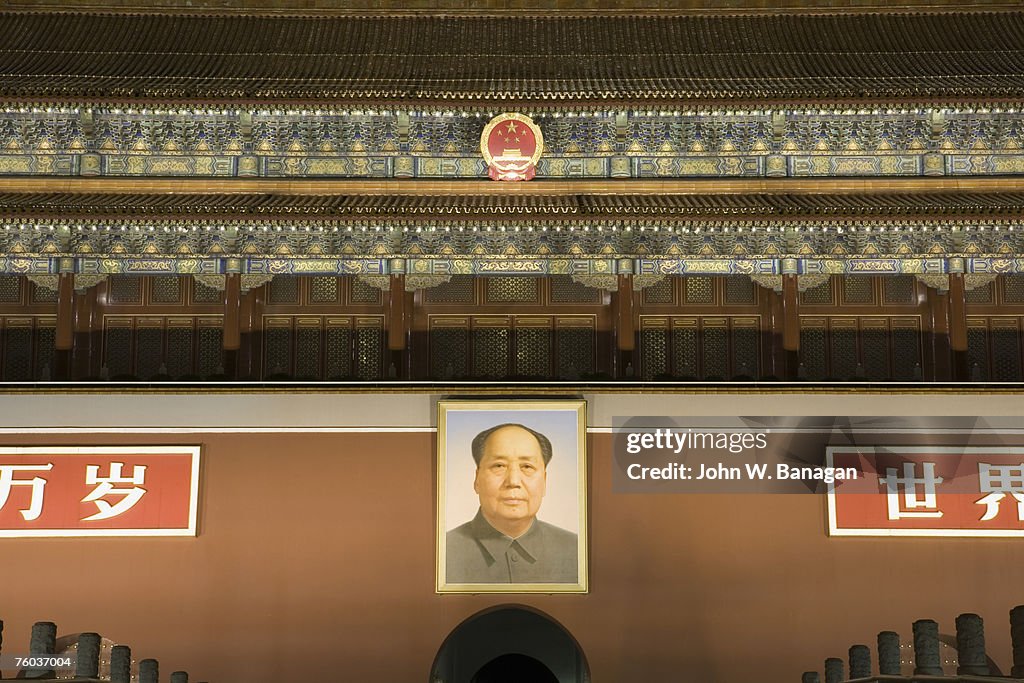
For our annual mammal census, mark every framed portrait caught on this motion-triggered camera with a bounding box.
[436,399,588,594]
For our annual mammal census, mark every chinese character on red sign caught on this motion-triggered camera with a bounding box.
[0,446,199,537]
[827,446,1024,537]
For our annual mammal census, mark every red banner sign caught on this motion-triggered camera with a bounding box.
[828,447,1024,537]
[0,446,199,537]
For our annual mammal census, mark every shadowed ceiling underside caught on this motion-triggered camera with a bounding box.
[2,0,1020,12]
[1,11,1023,103]
[2,192,1024,221]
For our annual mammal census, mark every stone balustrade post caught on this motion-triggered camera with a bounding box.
[75,632,101,679]
[955,613,989,676]
[110,645,131,683]
[849,644,871,678]
[913,619,943,676]
[824,657,843,683]
[26,621,57,679]
[139,658,159,683]
[877,631,901,675]
[1011,605,1024,678]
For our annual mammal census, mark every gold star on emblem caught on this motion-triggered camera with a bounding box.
[506,121,519,134]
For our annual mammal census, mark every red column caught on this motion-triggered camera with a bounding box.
[948,273,967,352]
[948,272,969,381]
[782,274,800,352]
[237,283,256,379]
[55,273,74,351]
[616,274,634,352]
[74,280,101,379]
[220,274,241,379]
[928,286,951,381]
[388,274,407,352]
[223,273,241,351]
[761,284,784,378]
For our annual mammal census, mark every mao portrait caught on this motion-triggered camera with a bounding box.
[436,400,587,593]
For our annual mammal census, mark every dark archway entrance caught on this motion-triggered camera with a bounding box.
[431,606,589,683]
[470,653,559,683]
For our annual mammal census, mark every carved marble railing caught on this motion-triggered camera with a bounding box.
[802,607,1024,682]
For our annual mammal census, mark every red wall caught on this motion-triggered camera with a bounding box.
[1,431,1022,682]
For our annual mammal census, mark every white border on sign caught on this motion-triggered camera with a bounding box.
[826,445,1024,538]
[0,445,200,538]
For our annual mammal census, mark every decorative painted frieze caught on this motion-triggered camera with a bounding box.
[76,257,221,275]
[0,217,1021,263]
[2,107,1024,178]
[636,259,779,276]
[800,258,946,275]
[406,257,616,276]
[245,258,388,276]
[3,256,1024,280]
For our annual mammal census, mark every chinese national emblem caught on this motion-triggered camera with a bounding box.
[481,113,543,181]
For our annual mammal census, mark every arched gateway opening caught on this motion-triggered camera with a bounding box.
[471,653,558,683]
[430,606,590,683]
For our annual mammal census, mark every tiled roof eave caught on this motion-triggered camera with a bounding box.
[3,95,1024,111]
[2,11,1024,104]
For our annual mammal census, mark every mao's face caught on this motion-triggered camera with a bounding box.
[474,425,547,529]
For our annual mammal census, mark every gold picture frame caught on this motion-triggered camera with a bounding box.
[436,399,588,594]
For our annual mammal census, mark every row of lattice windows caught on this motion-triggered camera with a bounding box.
[429,316,597,380]
[639,317,760,380]
[102,317,224,379]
